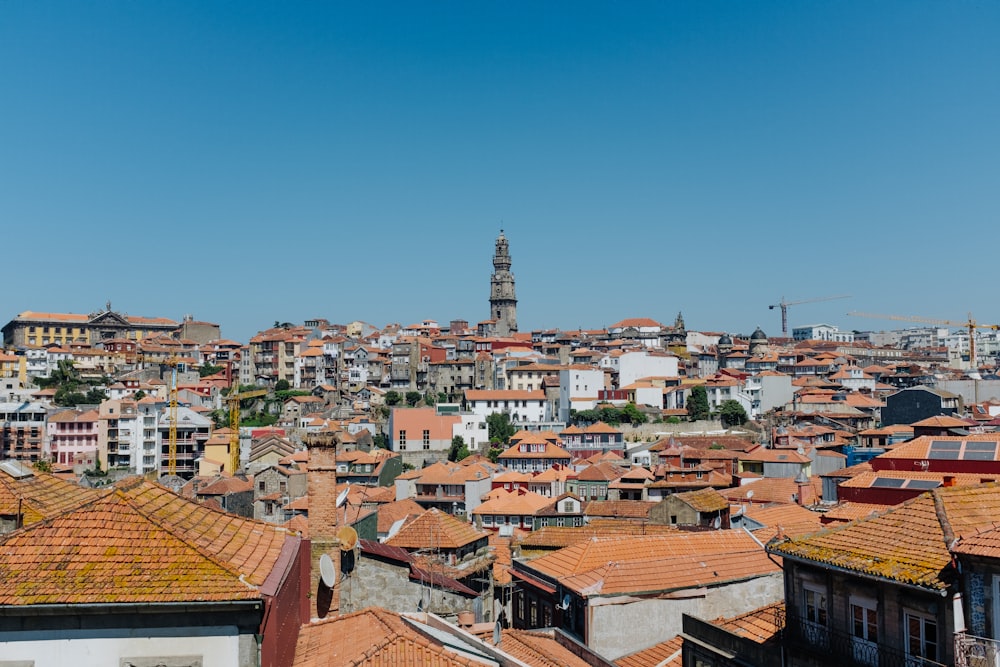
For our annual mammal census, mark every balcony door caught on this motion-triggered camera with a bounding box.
[851,596,879,667]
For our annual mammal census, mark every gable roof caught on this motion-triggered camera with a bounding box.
[292,606,485,667]
[769,483,1000,592]
[0,464,102,526]
[0,478,292,605]
[384,507,486,551]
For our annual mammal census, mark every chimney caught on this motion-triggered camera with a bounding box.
[943,475,956,488]
[306,431,342,619]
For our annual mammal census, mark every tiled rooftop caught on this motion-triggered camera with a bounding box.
[770,483,1000,591]
[0,479,292,605]
[385,507,487,551]
[614,635,683,667]
[293,607,484,667]
[0,465,102,527]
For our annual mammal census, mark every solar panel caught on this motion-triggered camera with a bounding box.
[872,478,906,488]
[929,440,962,450]
[928,451,960,460]
[963,451,996,461]
[965,441,999,452]
[906,480,940,490]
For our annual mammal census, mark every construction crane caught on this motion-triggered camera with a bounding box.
[848,311,1000,369]
[164,356,180,477]
[769,295,851,337]
[226,361,267,474]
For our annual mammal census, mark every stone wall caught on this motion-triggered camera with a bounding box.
[341,556,479,622]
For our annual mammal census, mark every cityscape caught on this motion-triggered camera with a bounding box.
[2,231,1000,665]
[3,2,999,666]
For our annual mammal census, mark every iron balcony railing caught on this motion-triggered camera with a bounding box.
[785,613,948,667]
[955,632,1000,667]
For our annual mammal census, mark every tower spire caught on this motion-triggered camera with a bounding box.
[489,231,518,336]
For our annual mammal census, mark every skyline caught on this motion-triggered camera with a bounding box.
[2,2,998,343]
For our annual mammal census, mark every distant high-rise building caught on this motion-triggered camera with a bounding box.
[489,231,518,336]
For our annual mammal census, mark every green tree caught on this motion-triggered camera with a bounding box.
[373,433,389,450]
[487,445,504,463]
[686,386,711,421]
[621,402,647,426]
[199,363,224,378]
[486,412,516,443]
[384,391,402,406]
[424,392,437,407]
[84,388,108,405]
[448,435,470,462]
[33,459,52,473]
[405,391,421,407]
[718,400,749,428]
[133,389,146,400]
[274,379,290,391]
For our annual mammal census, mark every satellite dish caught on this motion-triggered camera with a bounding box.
[336,483,351,508]
[493,619,502,646]
[387,517,406,540]
[713,516,722,530]
[338,525,359,551]
[557,593,571,610]
[319,553,337,588]
[746,490,754,500]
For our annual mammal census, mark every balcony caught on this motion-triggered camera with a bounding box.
[956,632,1000,667]
[785,613,947,667]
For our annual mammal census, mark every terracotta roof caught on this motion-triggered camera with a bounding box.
[493,629,597,667]
[910,415,973,427]
[472,489,552,516]
[465,389,546,401]
[518,521,679,550]
[879,435,1000,461]
[0,479,292,605]
[385,508,487,551]
[584,500,656,519]
[710,601,785,644]
[614,635,683,667]
[376,498,425,534]
[0,464,102,526]
[522,531,778,597]
[820,502,892,524]
[292,606,484,667]
[770,483,1000,592]
[674,487,729,513]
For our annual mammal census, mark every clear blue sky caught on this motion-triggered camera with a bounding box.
[2,2,998,343]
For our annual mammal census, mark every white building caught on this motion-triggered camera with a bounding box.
[613,350,679,389]
[792,323,854,343]
[463,389,549,426]
[559,365,605,422]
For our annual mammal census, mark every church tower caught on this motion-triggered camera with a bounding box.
[489,230,518,336]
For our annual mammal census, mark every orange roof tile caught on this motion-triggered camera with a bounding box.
[293,607,484,667]
[385,508,487,551]
[0,480,292,605]
[614,635,683,667]
[770,483,1000,591]
[0,465,102,526]
[522,531,778,597]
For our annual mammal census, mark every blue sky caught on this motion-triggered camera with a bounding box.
[2,2,998,343]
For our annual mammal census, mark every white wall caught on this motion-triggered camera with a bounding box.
[0,629,240,667]
[617,352,678,389]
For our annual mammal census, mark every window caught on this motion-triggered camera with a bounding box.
[904,611,937,665]
[850,596,878,667]
[398,430,406,447]
[422,429,430,444]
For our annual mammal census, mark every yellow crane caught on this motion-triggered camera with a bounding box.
[164,356,180,476]
[848,311,1000,369]
[769,295,850,337]
[226,370,267,473]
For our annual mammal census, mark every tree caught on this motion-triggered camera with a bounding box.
[686,386,711,421]
[405,391,421,407]
[33,459,52,473]
[718,400,749,428]
[199,363,224,378]
[621,402,647,426]
[486,412,516,443]
[373,433,389,450]
[424,392,437,407]
[274,379,290,391]
[384,391,402,406]
[133,390,146,400]
[448,435,470,462]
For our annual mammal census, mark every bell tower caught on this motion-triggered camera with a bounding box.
[489,230,518,336]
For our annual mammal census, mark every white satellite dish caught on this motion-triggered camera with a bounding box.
[493,619,502,646]
[712,516,722,530]
[746,490,754,500]
[557,594,571,610]
[336,482,350,508]
[319,553,337,588]
[387,517,406,540]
